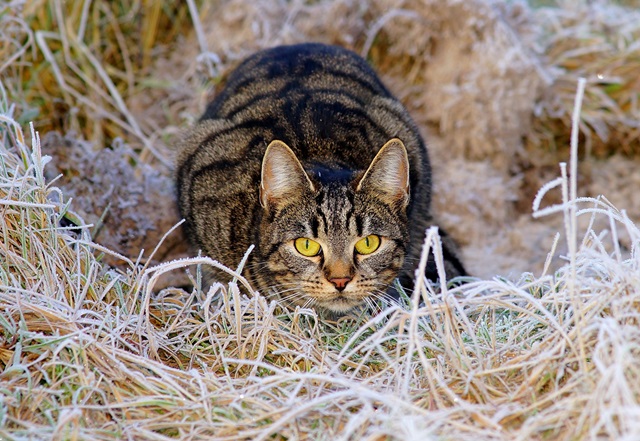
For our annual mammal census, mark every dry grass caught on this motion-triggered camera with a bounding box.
[529,0,640,159]
[2,0,199,167]
[2,101,640,439]
[2,0,640,440]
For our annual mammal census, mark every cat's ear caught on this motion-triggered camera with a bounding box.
[357,138,410,208]
[260,140,315,209]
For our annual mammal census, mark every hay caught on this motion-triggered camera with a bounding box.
[2,0,195,161]
[3,0,640,439]
[529,0,640,159]
[3,107,640,439]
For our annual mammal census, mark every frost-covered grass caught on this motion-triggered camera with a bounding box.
[2,93,640,439]
[3,0,640,439]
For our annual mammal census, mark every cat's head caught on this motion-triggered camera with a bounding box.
[257,139,410,314]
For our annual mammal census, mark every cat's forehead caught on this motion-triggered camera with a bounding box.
[312,180,393,235]
[313,181,356,235]
[316,180,353,206]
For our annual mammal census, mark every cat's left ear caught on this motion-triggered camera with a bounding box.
[260,140,316,209]
[357,138,410,208]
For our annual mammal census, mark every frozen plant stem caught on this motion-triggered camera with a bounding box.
[568,77,588,373]
[569,77,586,278]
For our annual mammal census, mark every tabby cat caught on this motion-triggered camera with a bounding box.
[176,43,465,314]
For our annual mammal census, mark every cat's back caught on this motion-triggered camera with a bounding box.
[177,43,427,185]
[201,43,393,124]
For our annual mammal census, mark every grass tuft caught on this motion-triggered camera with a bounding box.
[3,0,200,164]
[529,1,640,159]
[2,0,640,439]
[2,104,640,438]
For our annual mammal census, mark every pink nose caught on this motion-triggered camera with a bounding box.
[329,277,352,291]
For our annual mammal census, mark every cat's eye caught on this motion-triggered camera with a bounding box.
[294,237,322,257]
[354,235,381,255]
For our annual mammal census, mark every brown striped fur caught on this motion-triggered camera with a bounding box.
[176,43,465,314]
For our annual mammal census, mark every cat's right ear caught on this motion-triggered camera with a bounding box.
[260,140,315,209]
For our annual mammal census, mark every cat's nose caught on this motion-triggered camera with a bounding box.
[329,277,352,291]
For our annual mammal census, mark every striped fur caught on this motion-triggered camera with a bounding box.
[176,43,465,314]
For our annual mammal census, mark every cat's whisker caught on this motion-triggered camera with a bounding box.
[243,261,272,271]
[279,289,308,302]
[265,282,300,290]
[278,289,302,295]
[364,297,377,312]
[273,287,305,298]
[368,289,397,305]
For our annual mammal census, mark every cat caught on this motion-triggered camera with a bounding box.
[176,43,466,314]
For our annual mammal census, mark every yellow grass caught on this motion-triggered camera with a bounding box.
[529,0,640,159]
[2,106,640,439]
[2,0,640,439]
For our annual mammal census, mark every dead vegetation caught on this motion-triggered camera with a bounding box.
[2,0,640,439]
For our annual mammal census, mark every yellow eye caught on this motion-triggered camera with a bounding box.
[294,237,322,257]
[355,235,381,255]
